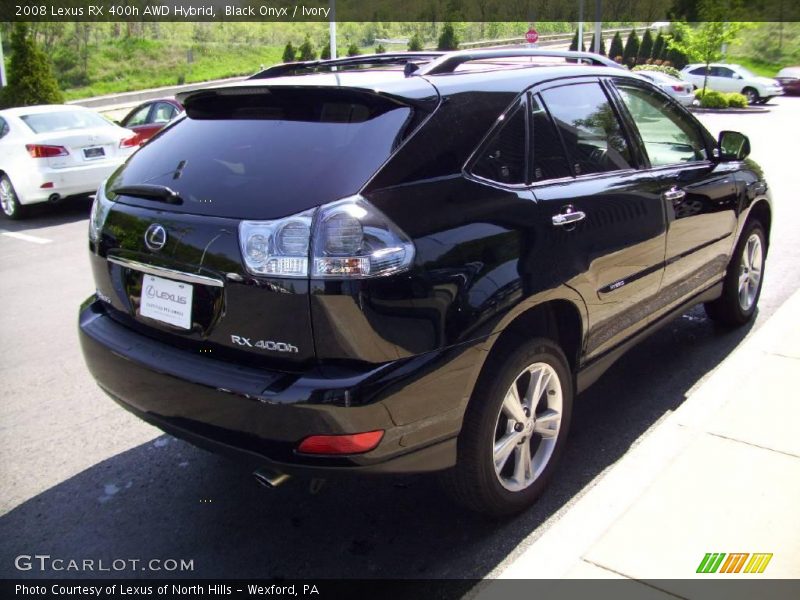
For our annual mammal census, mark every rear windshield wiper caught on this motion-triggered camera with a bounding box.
[111,184,183,205]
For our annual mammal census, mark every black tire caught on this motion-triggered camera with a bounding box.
[705,221,766,326]
[441,337,573,517]
[742,87,759,105]
[0,174,25,220]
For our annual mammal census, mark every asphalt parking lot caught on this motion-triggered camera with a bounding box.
[1,96,798,580]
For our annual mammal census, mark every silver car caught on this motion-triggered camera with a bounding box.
[636,71,695,106]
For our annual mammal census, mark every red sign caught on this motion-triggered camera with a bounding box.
[526,29,539,44]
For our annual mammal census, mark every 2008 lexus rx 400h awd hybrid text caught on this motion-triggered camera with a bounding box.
[79,50,771,516]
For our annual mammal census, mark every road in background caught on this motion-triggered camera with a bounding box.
[0,97,798,579]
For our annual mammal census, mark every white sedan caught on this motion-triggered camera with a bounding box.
[636,71,696,106]
[680,63,784,105]
[0,104,138,219]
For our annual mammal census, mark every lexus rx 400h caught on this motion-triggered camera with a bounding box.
[80,50,771,516]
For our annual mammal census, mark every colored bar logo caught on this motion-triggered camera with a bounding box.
[697,553,773,574]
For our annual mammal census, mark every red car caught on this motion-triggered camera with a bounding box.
[776,67,800,95]
[119,99,183,145]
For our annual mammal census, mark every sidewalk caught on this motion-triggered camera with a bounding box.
[497,287,800,587]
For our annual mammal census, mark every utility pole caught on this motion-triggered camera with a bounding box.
[594,0,601,53]
[578,0,584,52]
[0,28,6,87]
[329,0,337,60]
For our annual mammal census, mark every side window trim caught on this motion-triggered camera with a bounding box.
[527,91,576,182]
[464,95,530,188]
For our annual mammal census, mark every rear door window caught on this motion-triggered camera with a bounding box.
[529,94,571,182]
[540,82,633,176]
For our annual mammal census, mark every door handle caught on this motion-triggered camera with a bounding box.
[663,187,686,203]
[552,207,586,227]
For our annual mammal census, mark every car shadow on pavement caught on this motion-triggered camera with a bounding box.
[0,305,755,580]
[1,195,94,232]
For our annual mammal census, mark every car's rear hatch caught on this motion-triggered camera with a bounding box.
[92,78,438,368]
[20,111,128,168]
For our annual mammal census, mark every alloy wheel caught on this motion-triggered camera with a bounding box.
[0,177,17,217]
[493,362,562,492]
[738,233,763,312]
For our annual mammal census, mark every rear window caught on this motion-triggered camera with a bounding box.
[107,88,414,219]
[21,110,112,134]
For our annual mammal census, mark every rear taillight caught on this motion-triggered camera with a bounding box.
[297,431,384,455]
[239,195,415,279]
[89,182,113,245]
[672,85,685,92]
[26,144,68,158]
[120,134,141,148]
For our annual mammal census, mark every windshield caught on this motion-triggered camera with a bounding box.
[21,110,113,134]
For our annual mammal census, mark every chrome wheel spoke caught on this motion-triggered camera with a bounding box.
[493,432,520,472]
[512,443,532,485]
[524,367,551,410]
[533,409,560,439]
[502,385,527,423]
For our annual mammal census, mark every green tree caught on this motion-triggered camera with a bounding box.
[622,29,640,66]
[319,36,331,60]
[609,31,624,61]
[639,29,654,63]
[408,33,423,51]
[2,23,64,108]
[282,41,296,63]
[297,35,316,61]
[437,24,459,51]
[652,32,666,61]
[347,43,360,57]
[668,7,745,94]
[569,28,585,52]
[375,43,386,54]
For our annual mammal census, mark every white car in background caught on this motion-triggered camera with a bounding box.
[635,70,696,106]
[680,63,784,105]
[0,104,138,219]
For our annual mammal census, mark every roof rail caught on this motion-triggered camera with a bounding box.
[250,52,445,80]
[414,49,625,76]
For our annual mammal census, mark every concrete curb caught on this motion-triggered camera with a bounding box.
[690,107,771,114]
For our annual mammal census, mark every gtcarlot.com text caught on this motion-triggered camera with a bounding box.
[14,554,194,573]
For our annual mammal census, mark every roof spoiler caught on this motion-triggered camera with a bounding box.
[250,52,446,79]
[413,49,625,76]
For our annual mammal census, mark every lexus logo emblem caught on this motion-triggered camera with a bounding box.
[144,224,167,251]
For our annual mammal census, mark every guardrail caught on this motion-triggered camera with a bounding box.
[460,26,637,49]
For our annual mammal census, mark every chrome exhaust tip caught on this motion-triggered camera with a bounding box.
[253,468,291,489]
[48,193,61,203]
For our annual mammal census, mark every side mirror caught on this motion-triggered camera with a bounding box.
[718,130,750,161]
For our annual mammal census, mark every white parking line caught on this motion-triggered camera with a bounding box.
[1,231,53,244]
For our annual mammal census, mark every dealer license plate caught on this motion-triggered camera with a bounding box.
[140,274,193,329]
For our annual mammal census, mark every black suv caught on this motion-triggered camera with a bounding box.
[79,50,770,516]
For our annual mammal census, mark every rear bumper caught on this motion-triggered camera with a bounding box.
[18,160,126,205]
[79,297,485,475]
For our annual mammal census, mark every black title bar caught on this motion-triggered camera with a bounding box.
[1,0,798,22]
